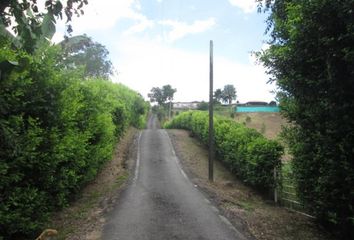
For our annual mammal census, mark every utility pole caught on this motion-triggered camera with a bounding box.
[208,40,214,182]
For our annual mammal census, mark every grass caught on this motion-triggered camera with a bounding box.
[178,106,287,140]
[232,112,287,140]
[112,171,129,189]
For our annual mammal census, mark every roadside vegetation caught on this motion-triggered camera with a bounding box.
[257,0,354,237]
[0,42,147,239]
[148,84,177,123]
[48,127,139,240]
[0,2,148,238]
[168,129,333,240]
[164,111,284,192]
[167,1,354,237]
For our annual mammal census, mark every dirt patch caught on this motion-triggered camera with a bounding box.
[167,129,334,240]
[47,127,139,240]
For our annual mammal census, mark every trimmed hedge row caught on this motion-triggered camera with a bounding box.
[164,111,283,190]
[0,45,148,238]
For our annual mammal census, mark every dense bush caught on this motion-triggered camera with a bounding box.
[164,111,283,190]
[258,0,354,236]
[0,44,147,239]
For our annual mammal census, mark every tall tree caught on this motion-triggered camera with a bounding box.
[147,85,177,106]
[148,87,166,106]
[162,84,177,103]
[162,84,177,119]
[213,88,223,103]
[258,0,354,236]
[221,84,236,104]
[60,35,114,79]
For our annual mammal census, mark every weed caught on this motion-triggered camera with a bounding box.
[260,123,266,134]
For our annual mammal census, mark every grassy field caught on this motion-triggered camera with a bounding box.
[173,107,288,140]
[231,112,288,140]
[212,104,288,140]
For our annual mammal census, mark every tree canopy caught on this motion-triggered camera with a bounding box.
[221,84,237,104]
[258,0,354,237]
[148,84,177,106]
[214,85,237,104]
[162,84,177,102]
[213,88,223,103]
[148,87,165,106]
[60,35,114,79]
[0,0,88,52]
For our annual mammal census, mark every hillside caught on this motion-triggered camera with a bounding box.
[232,112,288,140]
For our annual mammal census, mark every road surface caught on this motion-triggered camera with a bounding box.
[103,115,248,240]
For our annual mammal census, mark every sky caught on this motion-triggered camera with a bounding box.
[52,0,275,103]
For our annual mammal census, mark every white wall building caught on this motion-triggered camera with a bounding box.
[173,102,199,110]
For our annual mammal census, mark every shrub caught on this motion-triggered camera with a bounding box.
[245,116,251,123]
[0,45,147,239]
[197,101,209,110]
[164,111,283,191]
[259,0,354,236]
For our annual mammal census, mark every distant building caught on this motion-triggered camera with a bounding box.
[235,100,279,113]
[245,101,269,106]
[173,102,199,110]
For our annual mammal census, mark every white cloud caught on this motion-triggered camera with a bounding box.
[123,16,154,35]
[112,36,275,103]
[50,0,148,32]
[49,0,274,102]
[228,0,257,13]
[74,0,139,30]
[52,0,216,43]
[158,18,216,42]
[51,0,154,42]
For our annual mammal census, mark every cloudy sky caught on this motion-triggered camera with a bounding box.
[53,0,275,103]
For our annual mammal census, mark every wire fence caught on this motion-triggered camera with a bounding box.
[275,163,315,218]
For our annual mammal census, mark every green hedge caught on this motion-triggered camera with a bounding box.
[164,111,283,190]
[0,45,148,239]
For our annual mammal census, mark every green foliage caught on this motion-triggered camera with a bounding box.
[197,101,209,110]
[260,123,266,134]
[162,84,177,102]
[151,105,167,123]
[0,0,88,52]
[213,88,223,103]
[164,111,283,191]
[148,84,176,106]
[60,35,114,79]
[148,87,165,106]
[214,85,237,104]
[245,116,252,123]
[0,45,147,239]
[258,0,354,236]
[221,84,237,104]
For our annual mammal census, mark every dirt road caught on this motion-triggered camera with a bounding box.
[102,115,248,240]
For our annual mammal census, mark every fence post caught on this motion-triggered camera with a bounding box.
[274,167,278,203]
